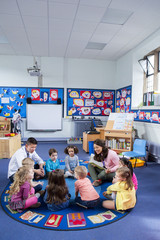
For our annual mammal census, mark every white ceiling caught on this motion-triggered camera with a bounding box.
[0,0,160,61]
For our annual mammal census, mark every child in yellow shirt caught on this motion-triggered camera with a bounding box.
[102,167,136,211]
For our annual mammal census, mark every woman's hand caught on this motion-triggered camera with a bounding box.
[105,168,111,174]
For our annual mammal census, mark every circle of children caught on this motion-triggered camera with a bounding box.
[7,137,137,213]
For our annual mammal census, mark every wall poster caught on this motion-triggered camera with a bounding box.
[67,88,115,116]
[116,85,132,113]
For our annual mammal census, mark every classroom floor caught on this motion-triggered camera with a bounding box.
[0,141,160,240]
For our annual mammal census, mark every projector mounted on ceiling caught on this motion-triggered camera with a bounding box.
[27,60,42,77]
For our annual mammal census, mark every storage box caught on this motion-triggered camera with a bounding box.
[129,158,145,167]
[0,134,21,158]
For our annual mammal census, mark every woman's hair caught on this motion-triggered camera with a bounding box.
[22,158,34,167]
[64,145,79,154]
[93,139,108,162]
[49,148,58,156]
[116,167,133,190]
[75,166,87,179]
[9,167,31,196]
[120,157,133,176]
[47,169,69,204]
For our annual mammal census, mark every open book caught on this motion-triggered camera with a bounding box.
[89,154,104,169]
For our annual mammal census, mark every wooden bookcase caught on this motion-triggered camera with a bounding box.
[104,113,134,154]
[0,117,11,137]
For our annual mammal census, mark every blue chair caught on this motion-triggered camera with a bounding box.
[122,139,147,168]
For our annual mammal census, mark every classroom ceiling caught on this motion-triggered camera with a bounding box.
[0,0,160,61]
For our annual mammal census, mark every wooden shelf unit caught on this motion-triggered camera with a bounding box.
[105,129,132,154]
[0,117,11,137]
[104,114,134,154]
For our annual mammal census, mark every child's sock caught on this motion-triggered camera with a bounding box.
[35,193,40,198]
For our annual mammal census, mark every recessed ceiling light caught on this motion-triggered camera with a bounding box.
[86,42,106,50]
[101,8,133,25]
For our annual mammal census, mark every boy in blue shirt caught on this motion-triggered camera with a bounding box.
[45,148,60,177]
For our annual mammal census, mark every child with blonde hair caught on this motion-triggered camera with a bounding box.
[43,169,71,211]
[22,158,43,193]
[64,145,79,178]
[74,166,100,209]
[102,167,136,211]
[9,166,41,212]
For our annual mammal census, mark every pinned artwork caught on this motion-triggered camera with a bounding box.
[116,86,132,113]
[0,87,27,118]
[28,88,64,105]
[67,88,115,116]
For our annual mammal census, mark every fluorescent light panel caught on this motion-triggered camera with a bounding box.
[86,42,106,50]
[101,8,133,25]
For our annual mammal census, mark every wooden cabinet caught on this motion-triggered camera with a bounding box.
[0,134,21,158]
[0,117,11,137]
[83,132,100,152]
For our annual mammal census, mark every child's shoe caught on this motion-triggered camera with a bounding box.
[103,192,113,200]
[92,179,102,187]
[38,190,45,197]
[30,202,41,208]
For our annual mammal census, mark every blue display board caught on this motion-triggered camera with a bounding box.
[115,85,160,124]
[27,88,64,104]
[116,85,132,113]
[0,87,27,118]
[0,87,64,118]
[131,109,160,124]
[67,88,115,116]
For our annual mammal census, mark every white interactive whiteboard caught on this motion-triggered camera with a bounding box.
[27,104,62,131]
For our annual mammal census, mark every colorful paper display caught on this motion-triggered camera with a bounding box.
[67,88,115,116]
[116,86,132,113]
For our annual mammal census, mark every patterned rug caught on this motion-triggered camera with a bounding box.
[1,161,132,231]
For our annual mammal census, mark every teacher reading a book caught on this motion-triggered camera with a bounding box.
[88,139,119,187]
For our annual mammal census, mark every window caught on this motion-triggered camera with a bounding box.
[138,48,160,106]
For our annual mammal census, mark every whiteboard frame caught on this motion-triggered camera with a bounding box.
[26,104,62,131]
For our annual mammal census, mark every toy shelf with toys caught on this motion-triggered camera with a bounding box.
[0,117,11,137]
[67,137,82,144]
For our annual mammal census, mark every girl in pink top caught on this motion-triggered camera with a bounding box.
[119,157,138,190]
[9,167,41,212]
[74,166,100,209]
[88,139,119,187]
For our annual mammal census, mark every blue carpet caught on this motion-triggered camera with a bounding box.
[1,161,131,231]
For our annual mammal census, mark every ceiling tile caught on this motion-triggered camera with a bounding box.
[17,0,48,17]
[76,5,106,22]
[49,2,77,19]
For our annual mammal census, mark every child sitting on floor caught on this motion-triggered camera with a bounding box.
[9,166,41,212]
[43,169,71,211]
[74,166,100,209]
[102,167,136,211]
[45,148,60,177]
[22,158,43,193]
[119,157,138,190]
[64,145,79,178]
